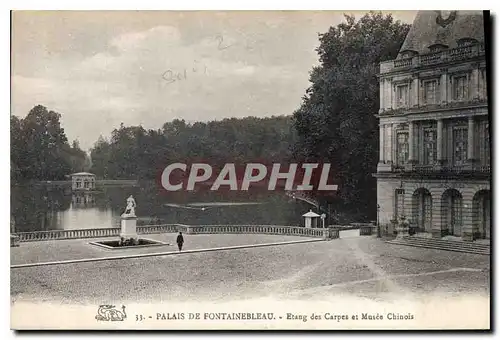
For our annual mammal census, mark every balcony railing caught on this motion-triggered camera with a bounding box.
[380,43,485,74]
[380,163,490,174]
[394,57,413,68]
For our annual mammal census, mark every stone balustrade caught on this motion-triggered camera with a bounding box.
[380,43,485,74]
[136,224,181,234]
[15,228,122,242]
[13,224,340,243]
[183,225,328,238]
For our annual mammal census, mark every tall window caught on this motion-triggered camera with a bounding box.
[396,85,409,108]
[480,69,487,98]
[423,80,438,104]
[453,127,468,165]
[453,75,468,101]
[423,129,437,165]
[396,132,409,165]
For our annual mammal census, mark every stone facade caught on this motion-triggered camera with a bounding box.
[375,11,491,241]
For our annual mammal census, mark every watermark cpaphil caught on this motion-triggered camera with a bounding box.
[158,162,339,192]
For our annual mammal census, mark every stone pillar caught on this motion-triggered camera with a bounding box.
[467,117,475,165]
[406,121,416,170]
[387,124,393,163]
[436,119,444,166]
[412,78,419,107]
[390,83,394,110]
[408,121,414,161]
[440,73,447,103]
[431,189,446,238]
[379,79,384,112]
[461,194,475,242]
[379,124,385,162]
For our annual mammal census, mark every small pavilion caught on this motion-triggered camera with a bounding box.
[71,172,96,191]
[302,210,320,228]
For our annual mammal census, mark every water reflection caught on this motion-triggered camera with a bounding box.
[58,193,117,230]
[71,192,96,207]
[11,183,312,232]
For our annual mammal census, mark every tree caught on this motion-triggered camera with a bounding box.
[292,12,410,221]
[11,105,90,181]
[64,139,89,173]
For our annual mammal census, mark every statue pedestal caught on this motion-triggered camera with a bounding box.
[10,234,20,247]
[120,214,138,241]
[396,224,409,239]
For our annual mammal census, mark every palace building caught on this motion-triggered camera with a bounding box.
[376,11,490,241]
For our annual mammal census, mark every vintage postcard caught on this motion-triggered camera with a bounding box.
[10,9,491,330]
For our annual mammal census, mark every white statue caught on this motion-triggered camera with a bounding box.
[123,195,136,216]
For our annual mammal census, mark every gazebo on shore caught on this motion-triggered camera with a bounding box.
[302,210,320,228]
[70,172,96,191]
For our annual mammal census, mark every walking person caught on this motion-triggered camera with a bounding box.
[176,232,184,252]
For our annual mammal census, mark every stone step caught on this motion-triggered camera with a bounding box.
[386,238,490,255]
[404,236,490,249]
[408,237,490,249]
[387,241,490,255]
[398,241,490,253]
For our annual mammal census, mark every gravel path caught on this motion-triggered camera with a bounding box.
[11,232,490,305]
[11,233,310,266]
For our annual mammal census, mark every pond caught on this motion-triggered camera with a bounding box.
[10,182,318,232]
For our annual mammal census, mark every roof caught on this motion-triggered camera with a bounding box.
[398,10,484,58]
[70,172,95,176]
[302,210,320,218]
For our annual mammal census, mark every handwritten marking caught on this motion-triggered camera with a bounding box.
[216,34,232,50]
[161,61,208,85]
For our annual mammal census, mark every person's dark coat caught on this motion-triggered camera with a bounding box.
[176,234,184,245]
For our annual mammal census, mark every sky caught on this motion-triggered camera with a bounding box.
[11,10,417,151]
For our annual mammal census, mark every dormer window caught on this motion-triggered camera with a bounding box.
[457,38,479,47]
[399,50,418,59]
[428,44,448,53]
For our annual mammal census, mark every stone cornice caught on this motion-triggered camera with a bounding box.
[378,99,488,117]
[374,171,491,180]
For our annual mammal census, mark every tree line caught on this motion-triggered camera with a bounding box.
[89,116,296,180]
